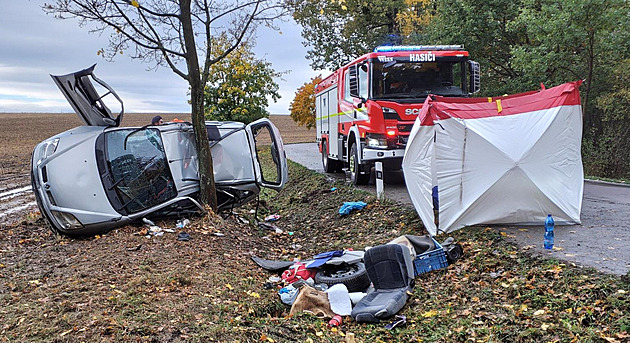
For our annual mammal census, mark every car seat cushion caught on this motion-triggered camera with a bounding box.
[351,244,414,323]
[351,288,410,323]
[364,244,413,290]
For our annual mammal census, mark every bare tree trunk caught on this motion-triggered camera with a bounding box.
[180,0,218,210]
[191,84,217,210]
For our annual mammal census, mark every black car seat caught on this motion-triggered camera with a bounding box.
[351,243,415,323]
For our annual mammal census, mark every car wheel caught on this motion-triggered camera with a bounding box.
[349,142,370,185]
[322,140,342,173]
[314,262,370,292]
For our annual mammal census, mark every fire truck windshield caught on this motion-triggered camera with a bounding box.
[371,61,465,100]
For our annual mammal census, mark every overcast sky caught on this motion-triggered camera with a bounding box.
[0,1,321,114]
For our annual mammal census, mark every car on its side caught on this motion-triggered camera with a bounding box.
[31,65,288,236]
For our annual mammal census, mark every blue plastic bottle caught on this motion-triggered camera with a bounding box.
[544,214,555,249]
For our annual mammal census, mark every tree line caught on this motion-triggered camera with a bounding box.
[290,0,630,180]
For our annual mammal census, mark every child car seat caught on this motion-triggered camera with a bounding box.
[351,244,414,323]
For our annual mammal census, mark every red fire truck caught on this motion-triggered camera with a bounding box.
[315,45,480,184]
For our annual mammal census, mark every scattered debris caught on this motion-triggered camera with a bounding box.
[385,315,407,330]
[126,244,142,251]
[176,219,190,229]
[258,222,283,234]
[177,232,191,241]
[328,314,342,327]
[264,214,280,222]
[339,201,367,216]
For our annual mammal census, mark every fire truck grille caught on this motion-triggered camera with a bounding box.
[397,124,413,132]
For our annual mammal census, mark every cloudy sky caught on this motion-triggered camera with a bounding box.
[0,1,321,114]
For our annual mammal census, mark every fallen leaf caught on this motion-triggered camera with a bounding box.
[60,329,73,336]
[541,323,550,331]
[533,309,545,316]
[421,310,438,318]
[225,284,233,291]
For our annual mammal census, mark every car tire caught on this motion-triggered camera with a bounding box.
[314,262,370,292]
[322,140,342,173]
[349,142,370,185]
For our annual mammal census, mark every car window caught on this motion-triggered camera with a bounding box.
[359,63,368,99]
[252,125,281,185]
[104,128,176,213]
[343,70,351,102]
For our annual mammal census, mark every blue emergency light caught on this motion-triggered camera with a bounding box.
[374,45,464,52]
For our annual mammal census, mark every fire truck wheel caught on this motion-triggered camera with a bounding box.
[349,142,370,185]
[322,140,342,173]
[314,262,370,292]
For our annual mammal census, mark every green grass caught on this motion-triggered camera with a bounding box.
[2,159,628,342]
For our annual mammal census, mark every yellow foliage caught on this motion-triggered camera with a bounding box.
[396,0,433,37]
[289,75,322,129]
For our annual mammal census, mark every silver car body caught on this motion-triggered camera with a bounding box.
[31,65,288,235]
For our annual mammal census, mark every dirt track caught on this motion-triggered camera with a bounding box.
[285,142,630,276]
[0,173,36,227]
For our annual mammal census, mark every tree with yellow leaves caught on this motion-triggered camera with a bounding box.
[204,34,282,124]
[289,75,322,129]
[396,0,434,38]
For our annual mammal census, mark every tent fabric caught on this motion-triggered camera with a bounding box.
[403,81,584,235]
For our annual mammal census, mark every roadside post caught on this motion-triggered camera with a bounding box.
[376,162,384,200]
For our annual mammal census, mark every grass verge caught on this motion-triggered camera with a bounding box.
[1,161,628,342]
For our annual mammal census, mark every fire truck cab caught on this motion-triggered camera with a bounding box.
[315,45,480,184]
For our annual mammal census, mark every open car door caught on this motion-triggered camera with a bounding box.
[51,64,124,127]
[246,118,288,190]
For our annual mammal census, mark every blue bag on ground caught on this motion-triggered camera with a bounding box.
[339,201,367,216]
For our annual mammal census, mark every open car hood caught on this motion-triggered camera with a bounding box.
[51,64,124,127]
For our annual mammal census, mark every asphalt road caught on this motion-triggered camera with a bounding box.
[285,142,630,276]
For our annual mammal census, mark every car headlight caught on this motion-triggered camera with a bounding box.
[366,134,388,149]
[35,138,60,165]
[50,211,84,231]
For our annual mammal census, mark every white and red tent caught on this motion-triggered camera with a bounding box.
[402,81,584,235]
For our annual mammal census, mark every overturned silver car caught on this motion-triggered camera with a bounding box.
[31,65,288,236]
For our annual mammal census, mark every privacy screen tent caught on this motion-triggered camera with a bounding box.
[402,81,584,236]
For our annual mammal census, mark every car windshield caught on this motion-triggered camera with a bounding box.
[371,61,464,100]
[104,128,176,213]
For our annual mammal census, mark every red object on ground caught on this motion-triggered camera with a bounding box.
[328,315,342,327]
[281,263,317,284]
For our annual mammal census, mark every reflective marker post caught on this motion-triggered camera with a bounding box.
[376,162,384,200]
